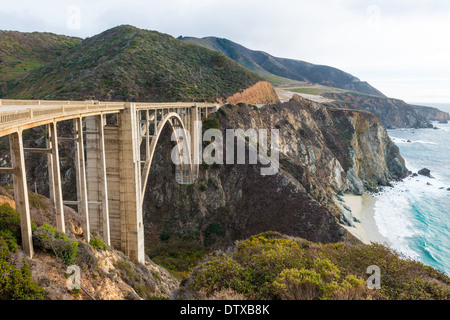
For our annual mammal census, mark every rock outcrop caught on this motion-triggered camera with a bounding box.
[323,92,433,129]
[411,104,450,123]
[226,81,280,105]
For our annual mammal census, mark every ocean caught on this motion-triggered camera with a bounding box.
[374,102,450,275]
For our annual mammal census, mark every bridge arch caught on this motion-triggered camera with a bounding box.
[140,111,195,203]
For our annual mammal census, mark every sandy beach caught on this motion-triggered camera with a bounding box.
[341,193,391,246]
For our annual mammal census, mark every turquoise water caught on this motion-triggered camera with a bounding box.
[374,104,450,275]
[375,104,450,275]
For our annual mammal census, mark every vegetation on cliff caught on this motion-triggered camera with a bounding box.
[184,231,449,300]
[0,204,46,300]
[5,25,262,102]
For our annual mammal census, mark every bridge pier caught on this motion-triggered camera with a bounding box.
[118,103,145,263]
[73,117,90,243]
[86,115,110,245]
[9,131,34,258]
[47,122,65,233]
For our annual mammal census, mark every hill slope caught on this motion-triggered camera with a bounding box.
[179,36,385,97]
[6,26,263,102]
[0,30,81,97]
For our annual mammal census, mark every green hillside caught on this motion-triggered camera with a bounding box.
[6,26,262,102]
[0,30,82,97]
[179,36,385,97]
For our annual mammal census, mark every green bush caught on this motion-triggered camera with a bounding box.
[0,204,21,240]
[273,268,324,300]
[89,237,107,251]
[191,255,253,296]
[202,118,220,133]
[203,223,224,247]
[0,205,46,300]
[33,224,78,265]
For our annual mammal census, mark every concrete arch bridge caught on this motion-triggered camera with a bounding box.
[0,99,219,263]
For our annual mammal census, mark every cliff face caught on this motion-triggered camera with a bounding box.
[323,92,432,129]
[411,104,450,122]
[142,95,407,250]
[225,81,280,105]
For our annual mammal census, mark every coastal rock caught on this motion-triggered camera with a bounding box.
[418,168,432,177]
[322,92,433,129]
[411,104,450,123]
[347,168,365,195]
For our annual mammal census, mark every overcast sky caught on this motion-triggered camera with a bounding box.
[1,0,449,104]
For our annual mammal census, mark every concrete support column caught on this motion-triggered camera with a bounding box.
[74,117,90,243]
[190,105,200,182]
[48,122,65,233]
[85,115,110,245]
[10,131,34,258]
[103,124,121,249]
[118,103,144,263]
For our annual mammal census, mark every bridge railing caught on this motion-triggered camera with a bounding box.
[0,99,221,137]
[0,100,126,136]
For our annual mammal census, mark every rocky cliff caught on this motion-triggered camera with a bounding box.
[323,92,433,129]
[142,95,408,253]
[411,104,450,123]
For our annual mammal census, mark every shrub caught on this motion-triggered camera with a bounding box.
[203,223,224,246]
[202,118,220,133]
[190,255,252,297]
[0,204,21,240]
[322,275,371,300]
[33,224,78,265]
[273,268,324,300]
[89,237,107,251]
[0,258,46,300]
[0,205,46,300]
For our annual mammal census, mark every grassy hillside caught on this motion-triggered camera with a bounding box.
[0,30,82,97]
[179,36,385,97]
[6,26,262,102]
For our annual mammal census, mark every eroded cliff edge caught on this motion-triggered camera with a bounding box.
[143,95,408,250]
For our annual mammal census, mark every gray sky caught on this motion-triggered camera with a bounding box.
[1,0,449,103]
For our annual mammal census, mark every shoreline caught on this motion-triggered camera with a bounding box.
[341,193,391,247]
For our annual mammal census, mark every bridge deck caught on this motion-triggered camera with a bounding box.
[0,99,219,137]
